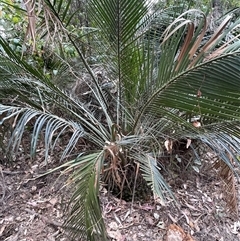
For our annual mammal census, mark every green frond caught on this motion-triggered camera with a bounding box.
[0,37,47,81]
[64,152,107,241]
[87,0,155,107]
[88,0,151,46]
[142,53,240,124]
[198,132,239,169]
[0,35,113,144]
[135,152,174,201]
[0,105,85,161]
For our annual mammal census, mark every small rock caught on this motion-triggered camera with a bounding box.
[153,213,160,220]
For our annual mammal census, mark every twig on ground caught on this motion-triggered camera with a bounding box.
[0,166,6,202]
[2,170,26,175]
[25,208,63,229]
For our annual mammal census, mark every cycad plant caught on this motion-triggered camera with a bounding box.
[1,0,240,240]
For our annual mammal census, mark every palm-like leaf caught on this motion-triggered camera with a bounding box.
[136,152,174,200]
[0,32,112,240]
[143,53,240,122]
[63,152,107,241]
[1,1,240,241]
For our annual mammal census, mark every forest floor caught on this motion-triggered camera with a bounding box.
[1,146,240,241]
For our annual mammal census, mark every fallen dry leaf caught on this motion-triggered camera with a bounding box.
[49,197,58,206]
[108,230,124,241]
[166,224,195,241]
[0,225,6,236]
[186,139,191,149]
[164,139,173,153]
[192,121,201,128]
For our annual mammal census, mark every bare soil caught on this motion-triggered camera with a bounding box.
[1,150,240,241]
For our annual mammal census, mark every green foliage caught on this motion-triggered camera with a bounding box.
[0,0,240,240]
[153,0,240,10]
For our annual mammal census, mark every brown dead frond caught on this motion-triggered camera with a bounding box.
[206,24,240,61]
[23,0,66,53]
[41,1,65,43]
[175,22,194,70]
[103,141,133,200]
[23,0,36,52]
[188,15,208,59]
[162,9,235,71]
[189,14,232,68]
[213,156,238,216]
[103,141,123,187]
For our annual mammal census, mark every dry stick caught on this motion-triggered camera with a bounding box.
[2,170,26,175]
[0,166,6,202]
[131,161,140,213]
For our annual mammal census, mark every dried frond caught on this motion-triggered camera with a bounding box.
[103,141,123,188]
[22,0,67,52]
[213,156,238,216]
[41,1,65,43]
[166,224,196,241]
[161,9,238,72]
[23,0,36,52]
[188,14,232,67]
[175,22,194,70]
[202,15,232,53]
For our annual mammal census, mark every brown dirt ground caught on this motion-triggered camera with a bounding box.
[1,150,240,241]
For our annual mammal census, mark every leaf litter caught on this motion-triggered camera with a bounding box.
[0,142,240,240]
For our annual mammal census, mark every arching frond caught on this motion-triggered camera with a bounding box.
[139,53,240,124]
[135,153,174,201]
[0,105,85,161]
[63,152,107,241]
